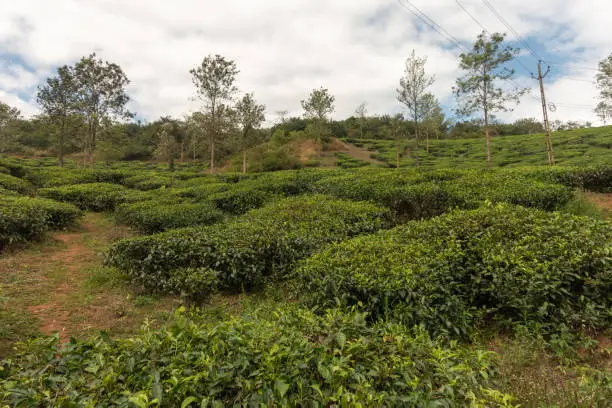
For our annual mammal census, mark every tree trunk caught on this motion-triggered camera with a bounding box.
[426,128,429,153]
[360,120,363,139]
[242,150,247,174]
[0,132,5,157]
[59,116,65,167]
[180,141,184,162]
[90,120,97,169]
[210,106,215,172]
[484,109,491,168]
[396,141,400,168]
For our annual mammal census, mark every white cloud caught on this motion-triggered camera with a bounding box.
[0,0,610,125]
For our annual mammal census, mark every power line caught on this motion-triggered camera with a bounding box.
[455,0,487,32]
[481,0,543,62]
[397,0,468,53]
[547,61,599,72]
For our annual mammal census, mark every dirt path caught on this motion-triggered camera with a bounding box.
[586,192,612,218]
[337,140,386,166]
[0,213,178,354]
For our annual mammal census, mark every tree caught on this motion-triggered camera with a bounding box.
[453,32,528,167]
[73,53,131,168]
[397,50,435,145]
[420,93,443,153]
[595,101,612,125]
[596,53,612,106]
[36,65,78,166]
[154,122,178,169]
[0,102,21,157]
[355,102,367,139]
[190,54,239,171]
[236,93,266,174]
[276,110,289,124]
[301,87,335,141]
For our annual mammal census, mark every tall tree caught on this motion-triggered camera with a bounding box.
[595,101,612,126]
[420,93,443,153]
[355,102,367,139]
[454,32,528,167]
[190,54,239,172]
[154,122,178,170]
[73,53,131,168]
[397,50,435,145]
[0,102,21,157]
[595,54,612,125]
[36,65,78,166]
[236,93,265,174]
[301,87,335,141]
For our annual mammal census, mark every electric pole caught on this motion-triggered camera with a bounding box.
[533,60,555,166]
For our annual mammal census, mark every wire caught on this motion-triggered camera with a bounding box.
[547,61,599,72]
[397,0,469,53]
[481,0,543,62]
[454,0,533,77]
[455,0,487,32]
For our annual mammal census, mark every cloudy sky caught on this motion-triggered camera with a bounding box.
[0,0,610,125]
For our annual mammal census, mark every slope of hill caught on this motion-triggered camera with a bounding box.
[343,125,612,169]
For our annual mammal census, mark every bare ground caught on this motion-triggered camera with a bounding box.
[0,213,180,355]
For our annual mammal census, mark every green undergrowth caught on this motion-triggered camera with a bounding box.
[0,195,82,251]
[295,204,612,339]
[0,306,516,407]
[106,195,392,301]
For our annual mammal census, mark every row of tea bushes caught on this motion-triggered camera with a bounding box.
[115,201,224,233]
[106,195,393,300]
[0,307,513,407]
[313,169,574,217]
[0,173,32,194]
[512,165,612,192]
[38,183,154,211]
[0,195,82,251]
[295,204,612,338]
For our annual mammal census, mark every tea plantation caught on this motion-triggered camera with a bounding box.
[0,156,611,406]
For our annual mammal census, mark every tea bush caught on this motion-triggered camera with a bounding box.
[38,183,153,211]
[515,165,612,192]
[106,195,392,299]
[296,204,612,338]
[122,173,176,190]
[0,173,32,194]
[207,185,278,214]
[314,169,573,216]
[0,195,82,250]
[115,200,224,233]
[0,307,513,407]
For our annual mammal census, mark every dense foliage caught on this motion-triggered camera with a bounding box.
[296,204,612,338]
[0,195,82,250]
[0,307,514,407]
[115,200,224,233]
[38,183,153,211]
[106,195,392,300]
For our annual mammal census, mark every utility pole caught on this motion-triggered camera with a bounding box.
[533,60,555,166]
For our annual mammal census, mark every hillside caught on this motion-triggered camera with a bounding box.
[343,125,612,169]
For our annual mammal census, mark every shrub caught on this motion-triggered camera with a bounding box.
[0,173,32,194]
[208,186,278,215]
[0,196,82,250]
[115,201,224,233]
[517,165,612,193]
[314,169,573,216]
[0,307,511,407]
[38,183,153,211]
[122,174,176,190]
[25,168,98,187]
[106,195,392,298]
[295,204,612,338]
